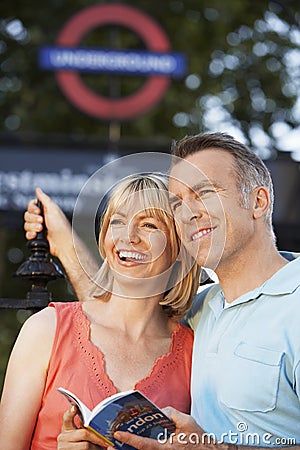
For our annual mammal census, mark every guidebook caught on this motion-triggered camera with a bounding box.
[58,387,176,449]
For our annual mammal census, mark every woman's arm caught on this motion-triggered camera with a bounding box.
[0,307,56,450]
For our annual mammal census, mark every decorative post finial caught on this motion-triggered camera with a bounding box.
[15,200,64,306]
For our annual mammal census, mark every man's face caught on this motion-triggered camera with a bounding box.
[169,149,255,271]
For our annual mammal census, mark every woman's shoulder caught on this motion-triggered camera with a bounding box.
[21,305,57,340]
[178,321,194,340]
[20,302,81,345]
[10,306,58,371]
[169,320,194,350]
[48,300,81,311]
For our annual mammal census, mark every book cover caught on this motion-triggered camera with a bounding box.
[58,387,176,449]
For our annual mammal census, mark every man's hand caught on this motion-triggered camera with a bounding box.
[24,187,98,301]
[108,406,221,450]
[24,187,72,259]
[57,406,109,449]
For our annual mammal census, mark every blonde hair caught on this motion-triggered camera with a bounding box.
[93,173,200,319]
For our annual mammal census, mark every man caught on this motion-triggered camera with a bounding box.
[24,133,300,449]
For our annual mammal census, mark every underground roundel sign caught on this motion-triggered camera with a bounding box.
[39,3,186,120]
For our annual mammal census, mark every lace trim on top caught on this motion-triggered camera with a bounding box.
[72,302,190,398]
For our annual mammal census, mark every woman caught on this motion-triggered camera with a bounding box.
[0,173,200,450]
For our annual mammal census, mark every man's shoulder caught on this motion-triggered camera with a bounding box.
[194,284,220,308]
[184,283,220,329]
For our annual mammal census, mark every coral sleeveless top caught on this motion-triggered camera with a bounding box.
[30,302,193,450]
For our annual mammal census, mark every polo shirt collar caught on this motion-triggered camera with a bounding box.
[208,253,300,313]
[260,254,300,295]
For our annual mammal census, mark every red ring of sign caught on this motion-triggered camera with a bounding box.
[56,3,171,120]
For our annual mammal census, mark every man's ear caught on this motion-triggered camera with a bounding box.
[252,186,270,220]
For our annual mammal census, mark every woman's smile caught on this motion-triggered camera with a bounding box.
[117,249,148,265]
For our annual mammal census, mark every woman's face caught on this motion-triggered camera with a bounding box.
[103,196,174,286]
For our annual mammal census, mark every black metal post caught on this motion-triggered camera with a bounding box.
[0,201,64,310]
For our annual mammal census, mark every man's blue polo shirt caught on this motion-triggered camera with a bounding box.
[188,255,300,446]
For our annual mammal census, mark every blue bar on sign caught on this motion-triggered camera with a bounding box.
[38,46,186,78]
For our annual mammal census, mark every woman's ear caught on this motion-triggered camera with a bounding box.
[252,186,270,220]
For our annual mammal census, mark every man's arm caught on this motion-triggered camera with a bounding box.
[24,188,98,302]
[108,407,233,450]
[109,407,300,450]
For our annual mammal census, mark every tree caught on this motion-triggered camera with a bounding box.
[1,0,300,158]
